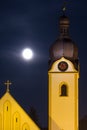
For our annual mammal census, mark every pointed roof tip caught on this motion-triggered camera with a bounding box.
[61,1,67,16]
[59,1,70,30]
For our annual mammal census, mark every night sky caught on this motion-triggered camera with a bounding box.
[0,0,87,128]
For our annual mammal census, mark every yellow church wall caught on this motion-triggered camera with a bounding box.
[22,123,30,130]
[0,113,2,130]
[13,112,20,130]
[3,100,11,130]
[0,92,40,130]
[48,58,79,130]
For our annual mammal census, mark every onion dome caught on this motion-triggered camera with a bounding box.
[49,14,78,70]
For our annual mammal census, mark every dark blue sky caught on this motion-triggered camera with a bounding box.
[0,0,87,127]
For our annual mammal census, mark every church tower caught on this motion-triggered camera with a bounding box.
[48,8,79,130]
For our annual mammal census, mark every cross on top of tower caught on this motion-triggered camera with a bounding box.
[4,80,12,92]
[62,1,67,14]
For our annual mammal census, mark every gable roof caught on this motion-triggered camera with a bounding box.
[0,92,40,130]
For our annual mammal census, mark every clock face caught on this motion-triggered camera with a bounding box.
[58,61,68,71]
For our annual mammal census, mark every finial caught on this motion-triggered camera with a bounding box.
[62,1,67,15]
[4,80,12,92]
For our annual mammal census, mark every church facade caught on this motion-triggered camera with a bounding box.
[0,80,40,130]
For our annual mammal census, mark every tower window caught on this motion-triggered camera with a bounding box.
[60,84,68,96]
[7,106,8,111]
[16,118,18,122]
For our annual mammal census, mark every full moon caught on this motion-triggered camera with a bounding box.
[22,48,33,60]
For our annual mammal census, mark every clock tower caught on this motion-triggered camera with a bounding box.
[48,11,79,130]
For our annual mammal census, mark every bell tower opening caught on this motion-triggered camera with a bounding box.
[60,84,68,96]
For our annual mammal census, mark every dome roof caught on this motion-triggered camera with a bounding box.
[49,37,78,61]
[49,15,79,70]
[50,15,78,61]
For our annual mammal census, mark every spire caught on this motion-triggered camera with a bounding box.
[4,80,12,92]
[49,2,78,70]
[59,2,70,37]
[62,1,67,15]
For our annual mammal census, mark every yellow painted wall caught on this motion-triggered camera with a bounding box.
[0,92,40,130]
[3,100,11,130]
[22,123,30,130]
[13,112,20,130]
[0,113,2,130]
[48,57,79,130]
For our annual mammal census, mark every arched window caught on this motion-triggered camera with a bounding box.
[13,112,20,130]
[22,123,30,130]
[60,84,68,96]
